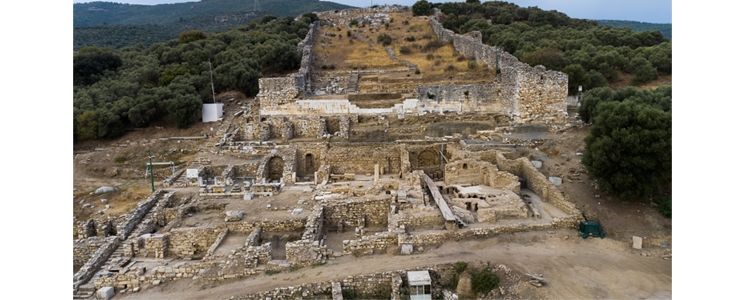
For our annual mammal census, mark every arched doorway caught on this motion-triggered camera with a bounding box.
[417,149,440,167]
[267,156,284,182]
[415,149,443,180]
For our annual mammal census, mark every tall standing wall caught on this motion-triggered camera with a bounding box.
[429,13,568,125]
[257,21,319,110]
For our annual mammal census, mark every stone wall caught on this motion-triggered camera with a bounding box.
[233,262,459,300]
[390,207,445,231]
[443,159,520,192]
[167,226,223,259]
[295,143,326,178]
[324,197,391,229]
[139,234,168,258]
[204,229,230,259]
[312,71,352,95]
[245,243,272,268]
[339,272,394,299]
[285,239,327,266]
[253,116,328,141]
[400,214,579,252]
[117,190,166,239]
[94,260,217,291]
[73,237,106,272]
[325,144,403,175]
[316,5,406,26]
[302,206,326,241]
[416,83,507,113]
[255,147,297,184]
[256,21,318,111]
[344,232,398,256]
[493,152,579,216]
[73,236,120,289]
[429,13,568,126]
[224,218,306,234]
[257,77,302,109]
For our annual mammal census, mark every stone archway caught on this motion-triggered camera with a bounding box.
[417,149,440,167]
[414,148,443,180]
[267,156,284,182]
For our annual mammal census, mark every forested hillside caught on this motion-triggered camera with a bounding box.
[74,0,350,26]
[73,15,316,141]
[73,0,351,49]
[418,1,671,94]
[597,20,671,40]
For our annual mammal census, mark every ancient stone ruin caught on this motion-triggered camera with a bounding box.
[72,6,583,299]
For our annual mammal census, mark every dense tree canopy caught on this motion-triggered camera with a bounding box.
[430,1,671,94]
[412,0,433,16]
[74,16,312,142]
[581,86,671,203]
[74,47,123,86]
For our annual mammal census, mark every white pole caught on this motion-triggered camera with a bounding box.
[208,59,216,103]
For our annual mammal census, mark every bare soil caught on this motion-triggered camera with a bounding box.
[535,127,672,246]
[118,230,671,300]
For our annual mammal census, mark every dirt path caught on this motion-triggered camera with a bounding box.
[119,230,671,300]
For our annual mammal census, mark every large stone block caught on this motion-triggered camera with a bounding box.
[96,286,114,300]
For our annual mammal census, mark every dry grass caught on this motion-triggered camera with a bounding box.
[73,182,152,222]
[314,24,395,69]
[313,11,495,84]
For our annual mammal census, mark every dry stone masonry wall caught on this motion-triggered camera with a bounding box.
[429,12,568,125]
[257,21,318,110]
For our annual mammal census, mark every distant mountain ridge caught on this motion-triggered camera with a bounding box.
[596,20,671,40]
[74,0,352,27]
[74,0,353,49]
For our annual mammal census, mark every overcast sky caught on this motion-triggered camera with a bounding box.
[72,0,672,23]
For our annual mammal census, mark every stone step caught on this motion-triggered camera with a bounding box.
[73,291,94,299]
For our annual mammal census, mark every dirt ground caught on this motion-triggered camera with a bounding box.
[72,92,248,225]
[118,230,670,300]
[534,127,672,248]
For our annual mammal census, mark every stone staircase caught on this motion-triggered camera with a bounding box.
[73,284,96,299]
[347,73,360,94]
[74,191,174,298]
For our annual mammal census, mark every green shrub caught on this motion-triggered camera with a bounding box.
[422,40,446,52]
[114,155,127,164]
[655,196,671,218]
[377,33,393,46]
[265,269,280,275]
[468,60,478,70]
[470,266,499,295]
[454,261,469,274]
[399,46,412,55]
[412,0,433,16]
